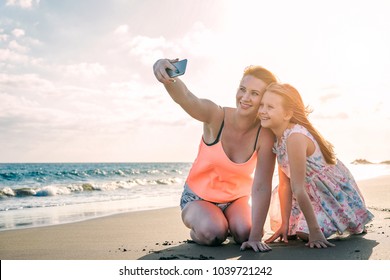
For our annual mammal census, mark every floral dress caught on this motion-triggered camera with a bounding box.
[269,124,374,237]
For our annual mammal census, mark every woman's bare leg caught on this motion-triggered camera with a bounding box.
[181,200,229,246]
[225,196,251,244]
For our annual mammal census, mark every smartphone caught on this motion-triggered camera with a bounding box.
[166,59,187,78]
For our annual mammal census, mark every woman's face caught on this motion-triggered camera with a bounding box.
[236,75,267,115]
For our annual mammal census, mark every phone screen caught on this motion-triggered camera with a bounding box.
[166,59,187,78]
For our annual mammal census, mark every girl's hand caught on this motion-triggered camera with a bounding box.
[306,228,335,249]
[265,226,289,244]
[240,240,272,252]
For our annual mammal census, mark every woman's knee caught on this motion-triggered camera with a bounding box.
[230,224,251,244]
[193,226,228,246]
[225,197,251,244]
[182,201,229,246]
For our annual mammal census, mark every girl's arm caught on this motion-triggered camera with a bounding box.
[265,166,292,243]
[287,133,334,248]
[240,128,276,252]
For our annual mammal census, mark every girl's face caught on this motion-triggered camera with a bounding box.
[258,91,290,129]
[236,75,267,115]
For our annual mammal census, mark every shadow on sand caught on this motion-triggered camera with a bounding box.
[138,234,378,260]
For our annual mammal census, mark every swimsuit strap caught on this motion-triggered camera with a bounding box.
[206,108,225,146]
[206,109,260,151]
[253,125,262,151]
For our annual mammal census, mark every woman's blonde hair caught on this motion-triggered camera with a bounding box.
[243,65,278,85]
[266,83,337,165]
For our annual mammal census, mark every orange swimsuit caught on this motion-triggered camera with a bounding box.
[186,119,260,204]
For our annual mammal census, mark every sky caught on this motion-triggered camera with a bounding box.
[0,0,389,163]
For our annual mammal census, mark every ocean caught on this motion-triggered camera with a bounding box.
[0,162,192,231]
[1,162,389,232]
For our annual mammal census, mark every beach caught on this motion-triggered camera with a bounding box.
[0,175,389,260]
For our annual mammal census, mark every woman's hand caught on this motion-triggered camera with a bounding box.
[153,58,179,83]
[240,240,272,252]
[306,228,335,249]
[265,226,289,244]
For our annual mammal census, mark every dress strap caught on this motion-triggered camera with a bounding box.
[253,125,262,151]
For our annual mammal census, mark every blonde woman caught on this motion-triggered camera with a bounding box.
[154,59,276,250]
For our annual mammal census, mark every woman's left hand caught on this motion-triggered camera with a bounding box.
[240,240,272,252]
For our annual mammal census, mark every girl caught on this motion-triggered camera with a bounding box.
[244,83,373,250]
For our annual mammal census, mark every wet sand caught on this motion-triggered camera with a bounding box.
[0,175,389,260]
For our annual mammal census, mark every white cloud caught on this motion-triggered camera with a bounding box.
[6,0,40,9]
[0,92,39,112]
[124,22,216,66]
[11,28,25,38]
[0,34,9,42]
[0,48,30,64]
[312,112,349,120]
[129,35,176,65]
[62,62,107,79]
[318,93,342,104]
[0,76,113,137]
[0,28,42,66]
[0,73,55,97]
[8,40,29,53]
[180,22,216,57]
[114,25,129,34]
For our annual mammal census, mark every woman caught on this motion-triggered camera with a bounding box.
[153,58,277,249]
